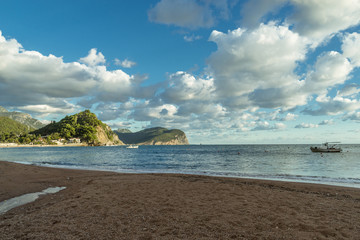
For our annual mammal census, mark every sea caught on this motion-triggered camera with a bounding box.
[1,144,360,188]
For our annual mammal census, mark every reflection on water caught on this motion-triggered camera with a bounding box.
[0,145,360,188]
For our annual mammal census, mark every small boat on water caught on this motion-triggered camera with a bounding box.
[126,145,139,149]
[310,142,342,153]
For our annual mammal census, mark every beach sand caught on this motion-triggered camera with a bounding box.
[0,161,359,239]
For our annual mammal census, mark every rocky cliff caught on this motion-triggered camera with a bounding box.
[95,125,123,146]
[0,106,45,129]
[140,134,189,145]
[115,127,189,145]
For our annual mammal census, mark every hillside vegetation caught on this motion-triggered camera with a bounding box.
[33,110,121,145]
[0,108,189,146]
[0,117,35,142]
[0,106,45,129]
[115,127,189,145]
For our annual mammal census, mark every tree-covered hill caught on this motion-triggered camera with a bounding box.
[114,127,189,145]
[0,116,34,136]
[32,110,122,145]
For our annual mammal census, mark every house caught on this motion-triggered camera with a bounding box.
[68,138,81,143]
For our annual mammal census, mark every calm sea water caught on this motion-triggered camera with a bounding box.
[1,145,359,188]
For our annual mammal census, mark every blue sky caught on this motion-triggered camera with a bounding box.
[1,0,360,144]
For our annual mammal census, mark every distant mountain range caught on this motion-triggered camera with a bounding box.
[114,127,189,145]
[0,106,189,146]
[0,116,34,136]
[0,106,46,129]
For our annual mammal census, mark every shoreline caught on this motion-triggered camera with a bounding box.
[2,159,359,190]
[1,161,360,239]
[0,143,87,148]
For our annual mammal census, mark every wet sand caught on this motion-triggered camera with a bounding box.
[1,161,360,239]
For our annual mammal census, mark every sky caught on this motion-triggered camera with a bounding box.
[1,0,360,144]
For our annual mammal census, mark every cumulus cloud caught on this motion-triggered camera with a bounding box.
[240,0,287,28]
[277,113,297,121]
[208,23,309,109]
[337,83,360,98]
[342,111,360,121]
[289,0,360,43]
[319,119,334,126]
[145,1,360,130]
[0,31,151,116]
[303,51,353,95]
[0,32,96,105]
[177,102,226,118]
[295,123,318,128]
[114,58,137,68]
[251,121,286,131]
[342,32,360,67]
[79,48,105,66]
[17,104,76,114]
[149,19,360,132]
[302,96,360,116]
[207,25,354,113]
[2,0,360,141]
[96,99,150,122]
[107,121,133,130]
[130,103,178,121]
[239,1,360,45]
[160,71,215,103]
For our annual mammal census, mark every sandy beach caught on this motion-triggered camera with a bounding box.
[0,161,359,239]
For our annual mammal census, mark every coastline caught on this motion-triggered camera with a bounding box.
[1,161,360,239]
[0,143,87,148]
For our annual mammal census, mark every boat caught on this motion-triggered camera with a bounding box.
[126,145,139,149]
[310,142,342,153]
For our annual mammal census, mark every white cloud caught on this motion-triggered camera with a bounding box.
[342,111,360,121]
[239,1,360,45]
[184,34,202,42]
[342,32,360,67]
[319,119,334,126]
[2,0,360,143]
[240,0,287,28]
[0,31,151,116]
[303,51,353,95]
[289,0,360,43]
[114,58,137,68]
[337,83,360,98]
[107,121,133,130]
[96,99,150,121]
[79,48,105,66]
[161,71,215,103]
[0,33,97,105]
[95,67,133,101]
[208,23,309,109]
[280,113,297,121]
[302,96,360,116]
[251,121,286,131]
[16,103,77,119]
[177,102,226,118]
[130,103,178,121]
[295,123,318,128]
[17,104,75,114]
[151,19,360,131]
